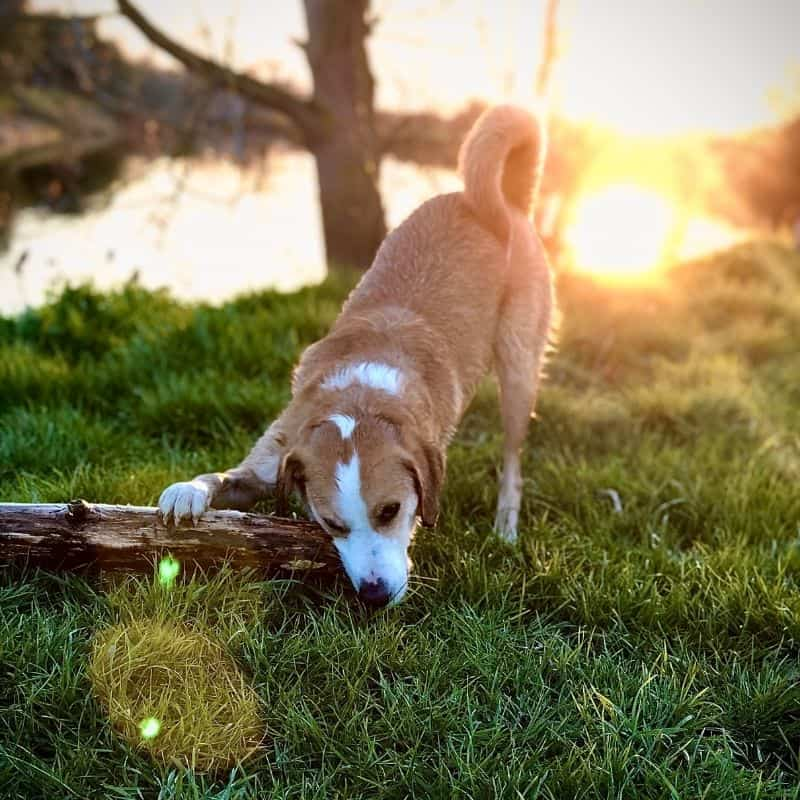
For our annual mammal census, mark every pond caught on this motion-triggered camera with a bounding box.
[0,147,461,316]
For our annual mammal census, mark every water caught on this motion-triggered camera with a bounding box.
[0,147,461,316]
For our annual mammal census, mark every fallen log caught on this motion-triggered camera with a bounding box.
[0,500,342,579]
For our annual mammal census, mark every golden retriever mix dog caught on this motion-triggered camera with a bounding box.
[159,105,553,608]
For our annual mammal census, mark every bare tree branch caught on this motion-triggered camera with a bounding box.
[535,0,560,99]
[117,0,325,145]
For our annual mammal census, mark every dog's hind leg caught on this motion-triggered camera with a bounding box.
[158,419,287,524]
[492,267,551,543]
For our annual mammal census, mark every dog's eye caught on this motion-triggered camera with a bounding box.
[323,517,348,535]
[376,502,400,526]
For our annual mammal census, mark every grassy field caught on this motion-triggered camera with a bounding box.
[1,242,800,798]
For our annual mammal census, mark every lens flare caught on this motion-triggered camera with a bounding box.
[158,556,180,586]
[139,716,161,740]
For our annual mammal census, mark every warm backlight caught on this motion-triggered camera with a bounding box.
[566,184,674,282]
[565,182,746,283]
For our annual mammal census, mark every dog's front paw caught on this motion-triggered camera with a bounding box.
[158,480,210,525]
[493,506,519,545]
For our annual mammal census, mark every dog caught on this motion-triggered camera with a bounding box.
[158,105,553,608]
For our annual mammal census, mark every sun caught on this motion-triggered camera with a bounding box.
[565,183,675,283]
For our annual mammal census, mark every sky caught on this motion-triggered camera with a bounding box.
[30,0,800,135]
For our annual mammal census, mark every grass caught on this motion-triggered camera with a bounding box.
[1,241,800,798]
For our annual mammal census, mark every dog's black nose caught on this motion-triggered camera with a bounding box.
[358,578,391,608]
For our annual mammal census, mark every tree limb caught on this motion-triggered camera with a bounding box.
[0,500,342,580]
[117,0,325,145]
[535,0,560,99]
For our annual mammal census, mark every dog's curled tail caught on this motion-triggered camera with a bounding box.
[458,104,545,243]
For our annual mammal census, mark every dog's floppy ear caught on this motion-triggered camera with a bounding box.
[275,449,306,516]
[403,438,445,528]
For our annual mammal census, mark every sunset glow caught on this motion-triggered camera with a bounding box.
[565,182,746,283]
[677,216,746,262]
[566,184,674,282]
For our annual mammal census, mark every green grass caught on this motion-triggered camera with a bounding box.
[2,242,800,798]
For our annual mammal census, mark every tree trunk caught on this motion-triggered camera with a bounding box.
[303,0,386,270]
[115,0,388,271]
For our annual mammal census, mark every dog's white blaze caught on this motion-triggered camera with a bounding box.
[334,453,369,530]
[331,450,411,605]
[328,413,356,438]
[322,362,404,395]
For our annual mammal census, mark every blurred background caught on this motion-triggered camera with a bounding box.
[1,0,798,315]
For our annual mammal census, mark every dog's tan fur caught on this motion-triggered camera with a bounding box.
[159,105,554,604]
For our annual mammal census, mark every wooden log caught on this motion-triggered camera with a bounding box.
[0,500,342,580]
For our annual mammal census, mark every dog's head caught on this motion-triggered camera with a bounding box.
[277,413,443,607]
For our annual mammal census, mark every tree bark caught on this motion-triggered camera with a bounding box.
[303,0,386,269]
[0,500,342,580]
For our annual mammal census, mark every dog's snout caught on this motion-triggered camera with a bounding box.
[358,578,391,608]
